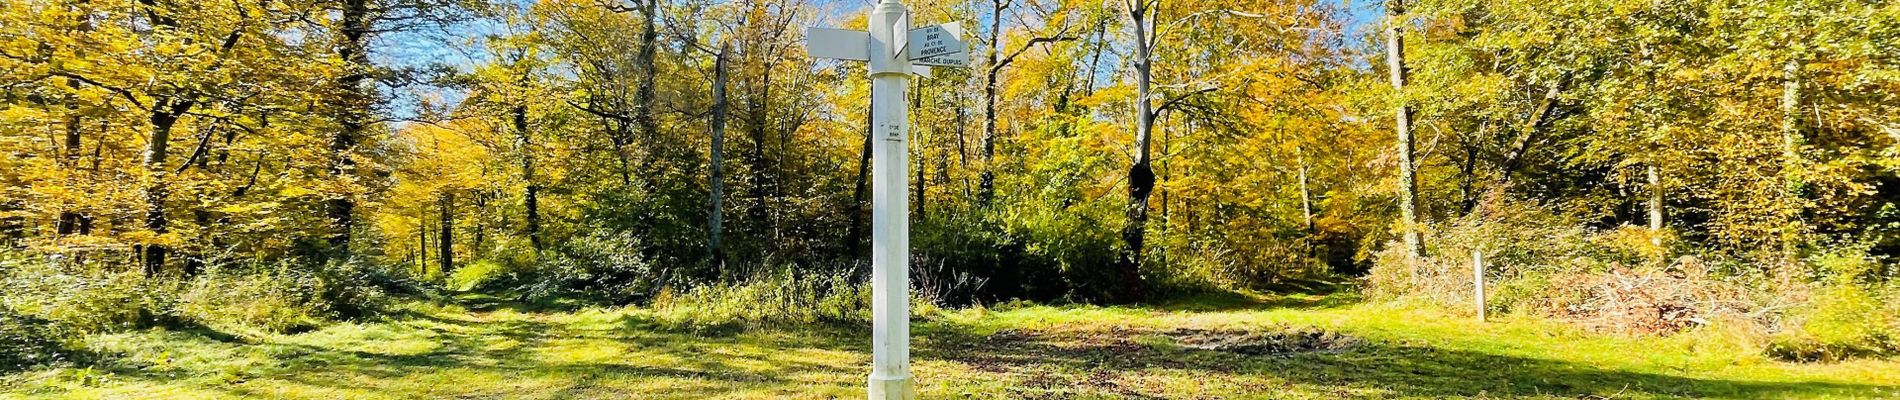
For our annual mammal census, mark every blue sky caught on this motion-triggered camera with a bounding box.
[372,0,1385,123]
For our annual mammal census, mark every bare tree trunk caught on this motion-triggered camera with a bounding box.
[1779,57,1804,263]
[978,0,1006,206]
[516,105,542,253]
[1647,164,1663,246]
[1495,81,1564,186]
[1116,1,1157,301]
[1298,144,1316,260]
[439,192,454,274]
[708,44,730,270]
[1386,0,1424,258]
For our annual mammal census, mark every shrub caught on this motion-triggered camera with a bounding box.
[0,261,170,333]
[1368,194,1768,335]
[176,266,329,333]
[1768,251,1898,361]
[312,259,396,319]
[170,258,395,333]
[0,308,74,371]
[652,269,870,327]
[464,230,658,304]
[448,259,508,292]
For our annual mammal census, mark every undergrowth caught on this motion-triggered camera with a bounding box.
[1367,194,1900,362]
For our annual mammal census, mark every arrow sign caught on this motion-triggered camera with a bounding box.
[906,22,967,64]
[806,27,870,61]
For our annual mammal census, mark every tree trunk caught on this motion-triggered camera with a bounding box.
[473,191,488,255]
[1779,57,1803,263]
[847,112,873,256]
[142,106,180,276]
[516,105,542,253]
[978,0,1005,206]
[1647,163,1664,246]
[329,0,371,259]
[418,209,429,274]
[914,80,927,222]
[1298,144,1316,260]
[747,62,779,243]
[634,0,660,187]
[1386,0,1425,258]
[1496,81,1564,186]
[439,192,454,275]
[57,1,95,238]
[1116,1,1157,301]
[708,44,730,271]
[57,108,87,236]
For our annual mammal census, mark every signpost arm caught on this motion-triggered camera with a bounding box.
[867,1,915,399]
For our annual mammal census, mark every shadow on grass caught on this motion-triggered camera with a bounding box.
[63,295,862,399]
[39,292,1896,399]
[913,324,1895,399]
[1152,289,1363,312]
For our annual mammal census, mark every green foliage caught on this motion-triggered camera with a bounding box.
[651,269,870,327]
[172,259,398,333]
[448,259,508,292]
[0,261,172,333]
[1768,249,1898,361]
[175,267,329,333]
[0,252,393,335]
[0,307,75,371]
[458,229,658,304]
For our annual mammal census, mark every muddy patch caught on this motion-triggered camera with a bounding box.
[1169,327,1360,356]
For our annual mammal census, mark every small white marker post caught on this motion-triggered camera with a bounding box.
[1473,248,1486,322]
[804,2,969,399]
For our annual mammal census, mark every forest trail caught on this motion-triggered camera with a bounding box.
[4,293,1898,399]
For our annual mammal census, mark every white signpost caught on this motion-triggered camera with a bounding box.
[805,1,969,399]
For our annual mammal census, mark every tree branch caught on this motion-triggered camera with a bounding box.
[992,35,1078,75]
[1154,86,1218,115]
[43,71,144,108]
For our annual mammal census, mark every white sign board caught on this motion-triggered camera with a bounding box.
[906,22,965,60]
[907,22,968,67]
[806,27,869,61]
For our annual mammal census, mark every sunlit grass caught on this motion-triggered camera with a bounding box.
[2,291,1896,399]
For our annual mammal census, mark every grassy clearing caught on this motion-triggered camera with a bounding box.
[2,292,1896,399]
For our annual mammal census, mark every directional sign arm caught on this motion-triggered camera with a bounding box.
[806,27,870,61]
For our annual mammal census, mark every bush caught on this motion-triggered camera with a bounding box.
[1368,194,1767,335]
[0,261,171,333]
[1768,251,1898,361]
[913,211,1070,305]
[171,259,394,333]
[176,266,329,333]
[463,230,658,304]
[652,269,871,327]
[311,259,396,319]
[0,308,74,371]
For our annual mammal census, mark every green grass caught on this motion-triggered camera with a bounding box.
[2,292,1897,399]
